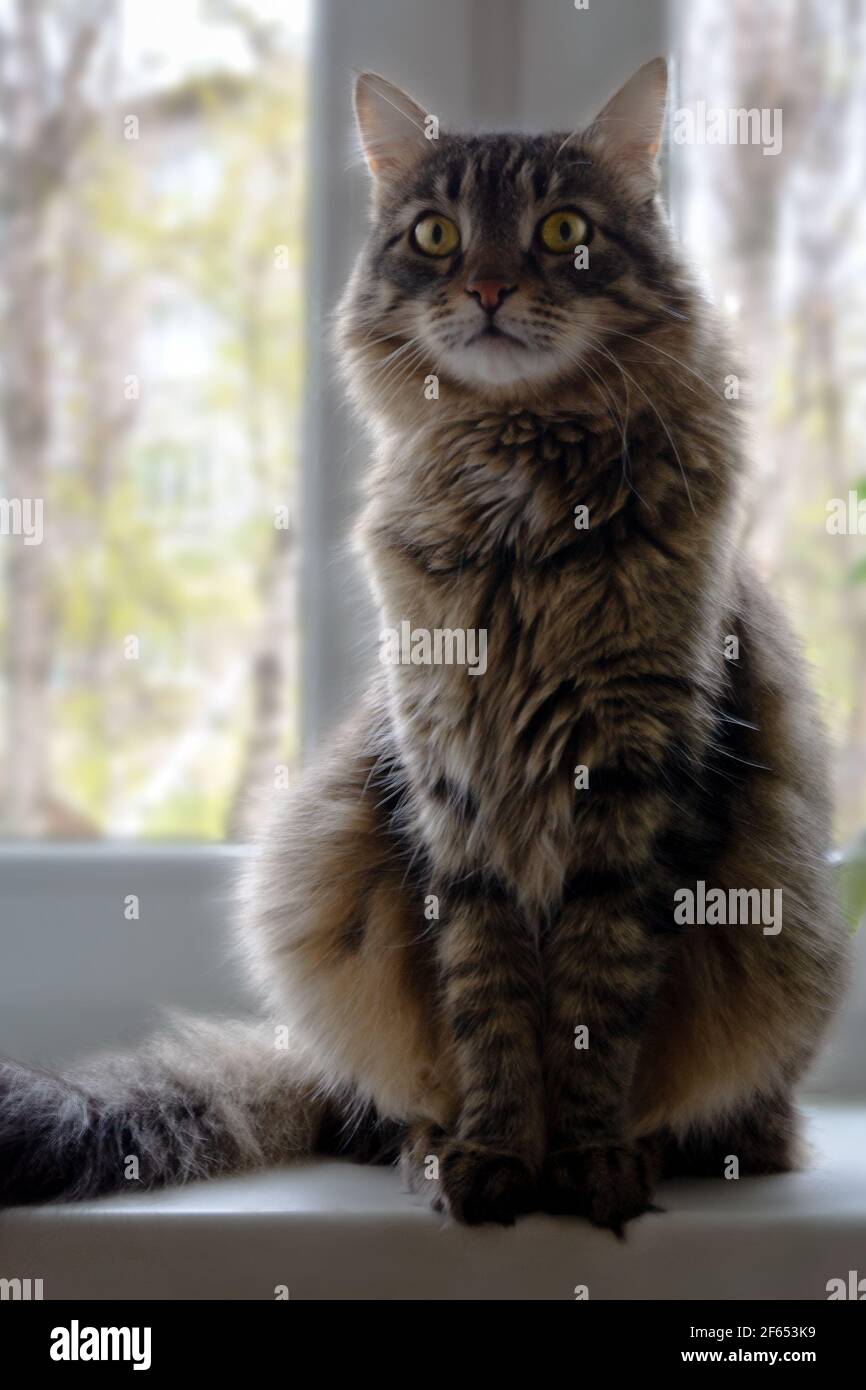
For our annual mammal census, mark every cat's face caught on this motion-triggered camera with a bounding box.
[343,61,682,400]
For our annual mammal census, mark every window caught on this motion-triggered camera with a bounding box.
[0,0,311,839]
[677,0,866,851]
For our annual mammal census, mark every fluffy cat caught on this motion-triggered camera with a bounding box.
[0,60,847,1232]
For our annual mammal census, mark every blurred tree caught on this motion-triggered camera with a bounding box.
[679,0,866,843]
[0,0,118,833]
[0,0,306,839]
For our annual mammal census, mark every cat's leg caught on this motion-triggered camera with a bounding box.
[400,1119,448,1200]
[540,870,669,1233]
[419,873,545,1225]
[537,650,719,1233]
[401,1119,476,1218]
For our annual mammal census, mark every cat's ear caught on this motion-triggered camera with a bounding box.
[585,57,668,196]
[354,72,430,180]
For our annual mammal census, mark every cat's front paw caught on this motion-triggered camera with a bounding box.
[438,1141,538,1226]
[541,1142,655,1236]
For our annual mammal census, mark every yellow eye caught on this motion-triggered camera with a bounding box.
[539,208,589,254]
[412,213,460,257]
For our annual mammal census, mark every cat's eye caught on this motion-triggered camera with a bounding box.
[412,213,460,258]
[538,208,590,254]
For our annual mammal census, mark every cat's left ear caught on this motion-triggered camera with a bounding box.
[585,57,668,196]
[354,72,430,181]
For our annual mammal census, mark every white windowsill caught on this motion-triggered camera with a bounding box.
[1,1103,863,1300]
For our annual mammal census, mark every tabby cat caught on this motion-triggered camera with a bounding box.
[0,60,847,1233]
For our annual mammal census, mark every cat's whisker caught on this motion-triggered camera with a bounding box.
[367,338,427,395]
[374,346,431,406]
[602,328,724,400]
[580,332,697,515]
[361,328,418,350]
[366,333,423,372]
[367,340,418,379]
[644,296,690,322]
[554,342,633,479]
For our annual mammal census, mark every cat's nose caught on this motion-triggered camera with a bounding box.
[465,279,516,313]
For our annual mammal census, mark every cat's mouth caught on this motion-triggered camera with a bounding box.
[465,322,526,350]
[446,319,560,388]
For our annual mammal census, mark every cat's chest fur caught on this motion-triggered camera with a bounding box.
[359,410,692,900]
[361,408,682,690]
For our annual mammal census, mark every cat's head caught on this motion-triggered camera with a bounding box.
[339,58,692,414]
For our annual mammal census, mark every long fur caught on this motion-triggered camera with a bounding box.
[0,62,848,1228]
[0,1020,325,1203]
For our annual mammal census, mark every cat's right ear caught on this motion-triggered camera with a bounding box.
[354,73,430,180]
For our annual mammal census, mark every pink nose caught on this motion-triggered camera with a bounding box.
[465,278,514,313]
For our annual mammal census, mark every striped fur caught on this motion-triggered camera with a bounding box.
[0,1020,325,1203]
[0,62,848,1229]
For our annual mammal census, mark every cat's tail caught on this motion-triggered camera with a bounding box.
[0,1017,335,1206]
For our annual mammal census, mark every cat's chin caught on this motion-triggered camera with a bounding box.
[444,339,568,391]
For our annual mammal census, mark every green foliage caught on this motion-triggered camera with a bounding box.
[836,835,866,930]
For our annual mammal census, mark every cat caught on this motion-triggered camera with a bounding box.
[0,59,848,1233]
